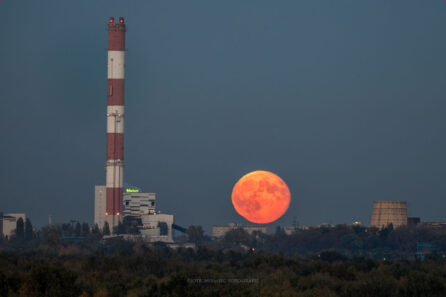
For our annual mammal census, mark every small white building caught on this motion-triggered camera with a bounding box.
[283,225,309,235]
[1,213,26,237]
[139,213,174,243]
[212,223,268,238]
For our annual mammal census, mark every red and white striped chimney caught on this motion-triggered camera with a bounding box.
[105,17,126,227]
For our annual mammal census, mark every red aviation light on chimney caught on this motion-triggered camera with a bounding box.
[109,17,115,24]
[119,17,125,24]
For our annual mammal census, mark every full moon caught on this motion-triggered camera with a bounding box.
[231,170,291,224]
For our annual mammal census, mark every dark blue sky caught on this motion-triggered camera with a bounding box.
[1,0,446,233]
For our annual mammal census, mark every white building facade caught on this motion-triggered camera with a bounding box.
[94,185,116,229]
[212,223,268,238]
[123,192,156,217]
[139,213,174,243]
[95,186,174,242]
[1,213,26,238]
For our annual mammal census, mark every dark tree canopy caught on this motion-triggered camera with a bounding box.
[24,218,33,240]
[223,228,250,245]
[102,222,110,236]
[15,218,24,240]
[187,225,204,243]
[81,223,90,237]
[92,224,100,235]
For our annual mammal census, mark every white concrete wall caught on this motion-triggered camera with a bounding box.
[107,51,125,79]
[123,192,156,217]
[94,185,106,229]
[140,213,174,243]
[212,224,268,238]
[2,213,26,237]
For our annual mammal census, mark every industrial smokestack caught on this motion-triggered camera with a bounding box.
[105,17,126,227]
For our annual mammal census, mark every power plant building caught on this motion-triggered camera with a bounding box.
[139,213,174,243]
[122,191,173,242]
[95,187,174,241]
[0,213,26,238]
[94,185,108,229]
[123,191,156,217]
[94,18,175,243]
[370,200,408,228]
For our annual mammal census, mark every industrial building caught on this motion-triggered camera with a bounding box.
[212,223,268,238]
[95,186,174,241]
[123,191,156,217]
[94,185,108,230]
[284,225,309,235]
[95,186,174,242]
[420,222,446,230]
[0,213,26,238]
[93,18,176,243]
[408,217,420,227]
[139,213,174,243]
[123,189,174,242]
[370,200,408,228]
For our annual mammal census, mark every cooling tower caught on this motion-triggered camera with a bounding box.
[370,200,408,228]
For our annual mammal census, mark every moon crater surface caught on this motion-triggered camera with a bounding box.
[231,170,291,224]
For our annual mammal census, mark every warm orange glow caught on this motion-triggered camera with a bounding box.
[231,170,291,224]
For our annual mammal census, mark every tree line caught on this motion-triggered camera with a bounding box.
[4,221,446,259]
[2,221,446,296]
[0,243,446,297]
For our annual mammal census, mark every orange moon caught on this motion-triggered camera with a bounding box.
[231,170,291,224]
